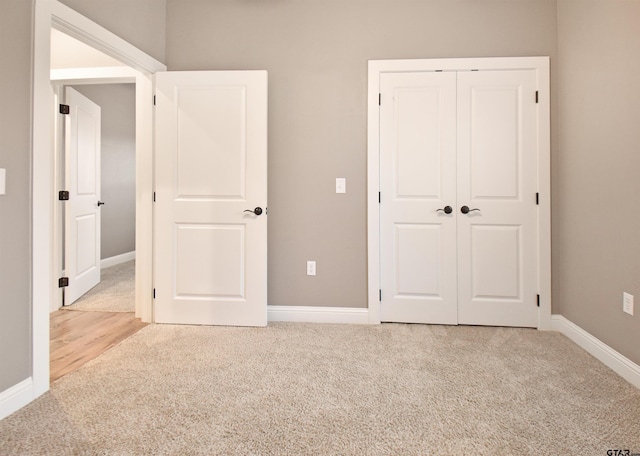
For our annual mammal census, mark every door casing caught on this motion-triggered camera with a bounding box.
[31,0,166,404]
[367,57,551,329]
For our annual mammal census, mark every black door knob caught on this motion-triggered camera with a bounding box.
[436,206,453,214]
[461,206,480,214]
[244,207,263,216]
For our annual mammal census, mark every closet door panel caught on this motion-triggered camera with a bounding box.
[379,72,458,324]
[457,70,538,328]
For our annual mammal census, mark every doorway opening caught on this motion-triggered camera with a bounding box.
[28,0,165,408]
[51,28,138,312]
[57,83,136,312]
[49,29,142,382]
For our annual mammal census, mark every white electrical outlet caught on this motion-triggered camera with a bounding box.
[336,178,346,194]
[623,292,634,316]
[307,261,316,276]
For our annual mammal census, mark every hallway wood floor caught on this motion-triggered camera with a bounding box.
[50,310,147,383]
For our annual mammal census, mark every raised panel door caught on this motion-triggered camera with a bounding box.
[379,72,458,324]
[457,70,538,327]
[154,71,268,326]
[65,87,101,305]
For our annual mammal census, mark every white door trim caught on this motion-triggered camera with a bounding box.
[31,0,166,405]
[367,57,551,329]
[47,1,163,74]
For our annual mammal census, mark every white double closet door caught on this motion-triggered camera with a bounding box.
[380,70,538,327]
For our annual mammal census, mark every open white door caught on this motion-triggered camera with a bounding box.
[64,87,102,305]
[154,71,268,326]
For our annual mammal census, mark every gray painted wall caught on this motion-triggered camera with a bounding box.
[72,84,136,260]
[0,0,33,393]
[165,0,558,309]
[556,0,640,365]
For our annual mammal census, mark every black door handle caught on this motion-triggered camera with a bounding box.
[97,201,105,207]
[436,206,453,214]
[244,207,263,216]
[460,206,480,214]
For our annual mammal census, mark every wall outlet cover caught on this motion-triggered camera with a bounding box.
[307,261,316,276]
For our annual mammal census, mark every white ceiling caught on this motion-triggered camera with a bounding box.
[50,28,125,69]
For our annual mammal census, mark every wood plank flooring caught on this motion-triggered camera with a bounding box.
[50,310,148,383]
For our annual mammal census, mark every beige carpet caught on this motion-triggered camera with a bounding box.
[2,323,640,455]
[65,260,134,312]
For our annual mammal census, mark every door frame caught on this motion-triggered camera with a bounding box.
[31,0,166,402]
[367,57,551,329]
[50,68,140,312]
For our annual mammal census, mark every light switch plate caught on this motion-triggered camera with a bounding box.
[0,168,5,195]
[623,292,634,316]
[336,177,346,194]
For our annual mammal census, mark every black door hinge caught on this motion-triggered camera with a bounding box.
[59,277,69,288]
[153,191,156,202]
[535,91,539,104]
[537,294,540,307]
[153,288,156,299]
[153,95,156,106]
[536,192,539,205]
[378,93,381,106]
[59,104,70,115]
[59,190,69,201]
[379,289,382,302]
[378,192,381,203]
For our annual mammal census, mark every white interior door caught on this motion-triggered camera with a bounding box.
[379,69,539,328]
[379,72,458,324]
[154,71,268,326]
[456,70,538,327]
[64,87,102,305]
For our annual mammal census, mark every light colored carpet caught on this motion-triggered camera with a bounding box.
[65,260,134,312]
[2,323,639,455]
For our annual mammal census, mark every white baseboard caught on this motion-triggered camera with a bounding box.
[0,377,34,420]
[101,251,135,269]
[552,315,640,390]
[268,306,370,324]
